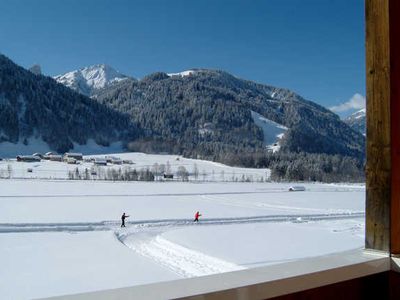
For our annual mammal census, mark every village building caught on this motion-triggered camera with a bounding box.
[66,157,77,164]
[94,158,107,166]
[111,158,122,165]
[63,153,83,161]
[16,155,41,162]
[49,155,62,162]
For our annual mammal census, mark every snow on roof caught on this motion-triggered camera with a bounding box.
[64,153,83,156]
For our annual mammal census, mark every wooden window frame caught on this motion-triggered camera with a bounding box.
[365,0,400,255]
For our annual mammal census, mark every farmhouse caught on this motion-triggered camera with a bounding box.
[66,158,77,164]
[49,155,62,162]
[63,153,83,161]
[111,158,122,165]
[32,153,43,158]
[16,155,41,162]
[94,158,107,166]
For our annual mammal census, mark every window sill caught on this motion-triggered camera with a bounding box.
[40,249,390,300]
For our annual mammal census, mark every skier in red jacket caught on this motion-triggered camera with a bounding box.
[193,211,202,222]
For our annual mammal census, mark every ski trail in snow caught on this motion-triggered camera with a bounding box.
[0,212,365,233]
[119,232,244,277]
[200,194,329,213]
[0,188,363,199]
[1,213,364,278]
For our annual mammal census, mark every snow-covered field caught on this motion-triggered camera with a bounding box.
[0,152,270,182]
[0,176,365,299]
[0,153,365,299]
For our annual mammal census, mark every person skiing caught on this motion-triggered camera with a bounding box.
[121,212,129,227]
[193,211,202,222]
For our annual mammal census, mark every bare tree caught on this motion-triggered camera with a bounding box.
[7,164,12,179]
[220,170,225,182]
[177,166,189,181]
[166,161,171,174]
[202,169,207,181]
[193,163,199,181]
[159,164,166,176]
[152,163,160,180]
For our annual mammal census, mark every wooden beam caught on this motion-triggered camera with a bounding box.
[365,0,391,251]
[389,0,400,255]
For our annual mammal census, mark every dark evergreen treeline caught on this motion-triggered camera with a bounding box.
[212,150,365,182]
[270,153,365,182]
[0,54,140,152]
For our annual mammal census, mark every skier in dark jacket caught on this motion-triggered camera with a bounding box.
[121,212,129,227]
[193,211,202,222]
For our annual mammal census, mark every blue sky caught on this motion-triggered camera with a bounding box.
[0,0,365,115]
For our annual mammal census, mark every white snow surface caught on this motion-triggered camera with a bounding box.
[167,70,196,77]
[250,111,288,152]
[54,64,129,95]
[0,176,365,299]
[121,232,244,277]
[163,220,364,267]
[0,231,179,299]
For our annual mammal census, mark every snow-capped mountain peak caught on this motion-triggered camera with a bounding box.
[346,108,366,121]
[344,108,366,136]
[54,64,131,96]
[353,108,366,119]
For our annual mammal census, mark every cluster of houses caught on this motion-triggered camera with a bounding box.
[15,152,134,166]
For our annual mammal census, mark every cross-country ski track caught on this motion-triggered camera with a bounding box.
[0,212,364,277]
[0,212,364,234]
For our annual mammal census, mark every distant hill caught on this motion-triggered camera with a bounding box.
[0,54,140,153]
[89,68,365,162]
[344,108,366,136]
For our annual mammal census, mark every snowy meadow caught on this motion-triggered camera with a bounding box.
[0,153,365,299]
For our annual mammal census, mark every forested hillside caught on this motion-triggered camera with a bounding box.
[0,54,140,153]
[93,69,365,159]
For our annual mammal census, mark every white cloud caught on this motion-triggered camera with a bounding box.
[330,93,366,113]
